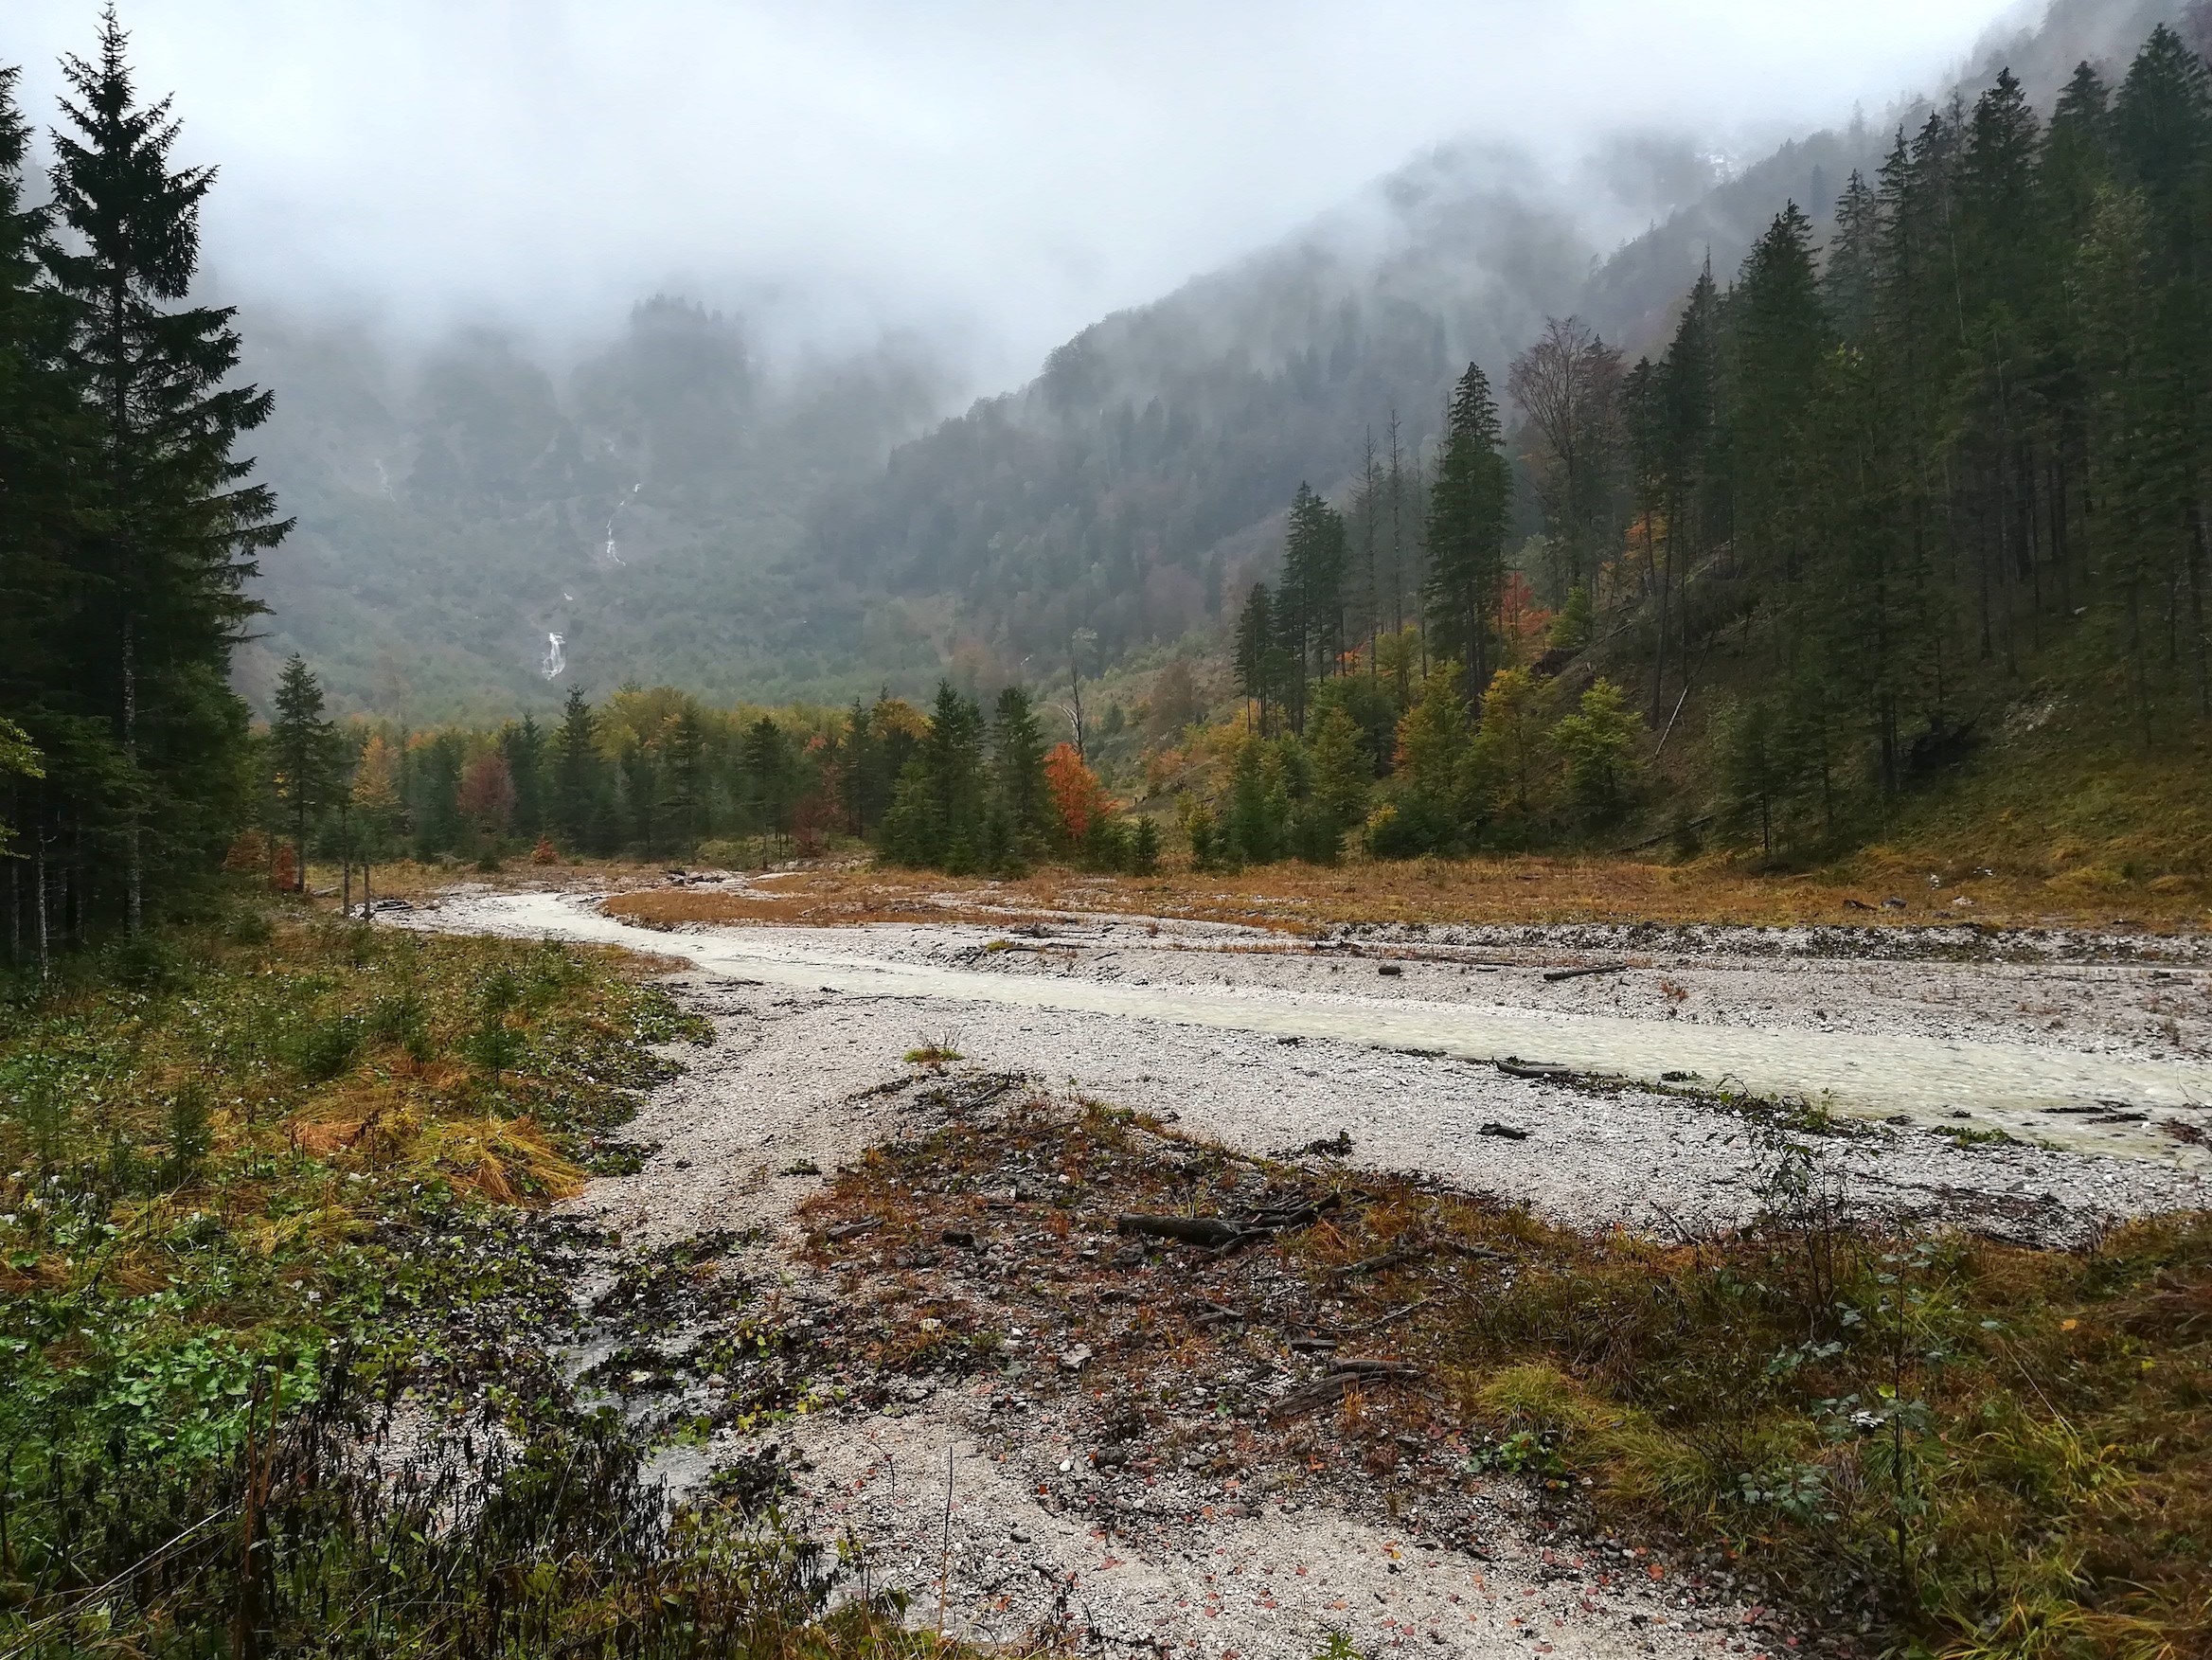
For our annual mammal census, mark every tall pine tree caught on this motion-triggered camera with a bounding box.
[45,9,290,930]
[1423,364,1511,696]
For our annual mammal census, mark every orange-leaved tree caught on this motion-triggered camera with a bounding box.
[1044,742,1106,845]
[458,752,516,839]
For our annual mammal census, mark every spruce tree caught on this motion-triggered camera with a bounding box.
[1823,170,1882,345]
[269,654,335,892]
[664,706,707,851]
[0,65,91,955]
[740,716,791,847]
[1276,485,1347,729]
[1725,205,1826,585]
[1423,364,1511,694]
[551,687,599,851]
[989,687,1049,853]
[889,682,985,870]
[499,715,546,838]
[45,11,289,929]
[1233,583,1275,731]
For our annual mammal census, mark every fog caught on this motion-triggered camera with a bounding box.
[9,0,2030,389]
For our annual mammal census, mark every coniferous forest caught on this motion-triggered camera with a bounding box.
[1204,25,2212,870]
[8,21,2212,927]
[0,23,286,958]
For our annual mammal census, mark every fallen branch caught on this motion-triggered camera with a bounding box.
[1241,1196,1340,1231]
[1543,963,1628,983]
[1493,1058,1577,1080]
[1333,1295,1435,1336]
[1329,1244,1430,1278]
[1269,1359,1424,1419]
[1330,1358,1422,1378]
[1115,1216,1247,1249]
[1116,1196,1339,1254]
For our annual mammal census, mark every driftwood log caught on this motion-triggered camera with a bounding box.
[1494,1057,1578,1080]
[1270,1358,1425,1419]
[1115,1216,1248,1249]
[1115,1195,1340,1254]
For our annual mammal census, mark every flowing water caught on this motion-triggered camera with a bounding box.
[427,892,2212,1162]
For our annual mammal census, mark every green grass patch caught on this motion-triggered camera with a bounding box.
[0,897,945,1658]
[1399,1188,2212,1651]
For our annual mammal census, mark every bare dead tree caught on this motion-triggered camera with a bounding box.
[1508,316,1626,603]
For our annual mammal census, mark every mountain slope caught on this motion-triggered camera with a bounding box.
[799,0,2197,682]
[237,0,2197,717]
[238,301,949,719]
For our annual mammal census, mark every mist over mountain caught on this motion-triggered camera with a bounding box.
[223,0,2197,718]
[234,303,952,718]
[802,0,2201,683]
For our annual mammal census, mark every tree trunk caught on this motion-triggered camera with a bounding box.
[124,615,142,937]
[35,811,50,984]
[2189,503,2210,717]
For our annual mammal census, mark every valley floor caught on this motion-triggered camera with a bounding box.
[382,867,2210,1657]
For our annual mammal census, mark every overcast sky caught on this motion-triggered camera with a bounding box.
[8,0,2031,385]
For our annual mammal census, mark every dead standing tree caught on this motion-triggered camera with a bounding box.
[1508,316,1626,606]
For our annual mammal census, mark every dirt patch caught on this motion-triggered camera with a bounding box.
[759,1082,2212,1659]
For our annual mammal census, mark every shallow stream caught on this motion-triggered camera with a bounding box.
[425,892,2212,1162]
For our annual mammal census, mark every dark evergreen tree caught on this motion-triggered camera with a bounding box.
[1276,484,1347,730]
[0,65,92,968]
[663,705,708,850]
[268,654,335,892]
[1233,582,1275,731]
[738,716,792,846]
[1423,363,1511,695]
[876,683,986,870]
[45,9,289,931]
[1724,204,1827,585]
[621,740,660,858]
[989,687,1050,855]
[551,687,599,851]
[498,715,546,840]
[412,733,464,858]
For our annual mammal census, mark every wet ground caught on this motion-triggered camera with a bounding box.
[394,882,2211,1658]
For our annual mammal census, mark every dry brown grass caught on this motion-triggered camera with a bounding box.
[295,856,679,904]
[596,854,2209,936]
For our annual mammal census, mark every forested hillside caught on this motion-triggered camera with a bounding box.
[802,0,2204,685]
[236,302,950,719]
[223,0,2202,730]
[803,9,2212,889]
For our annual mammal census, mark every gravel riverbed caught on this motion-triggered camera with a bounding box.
[394,883,2210,1658]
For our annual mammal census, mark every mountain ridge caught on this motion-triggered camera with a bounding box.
[238,0,2194,718]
